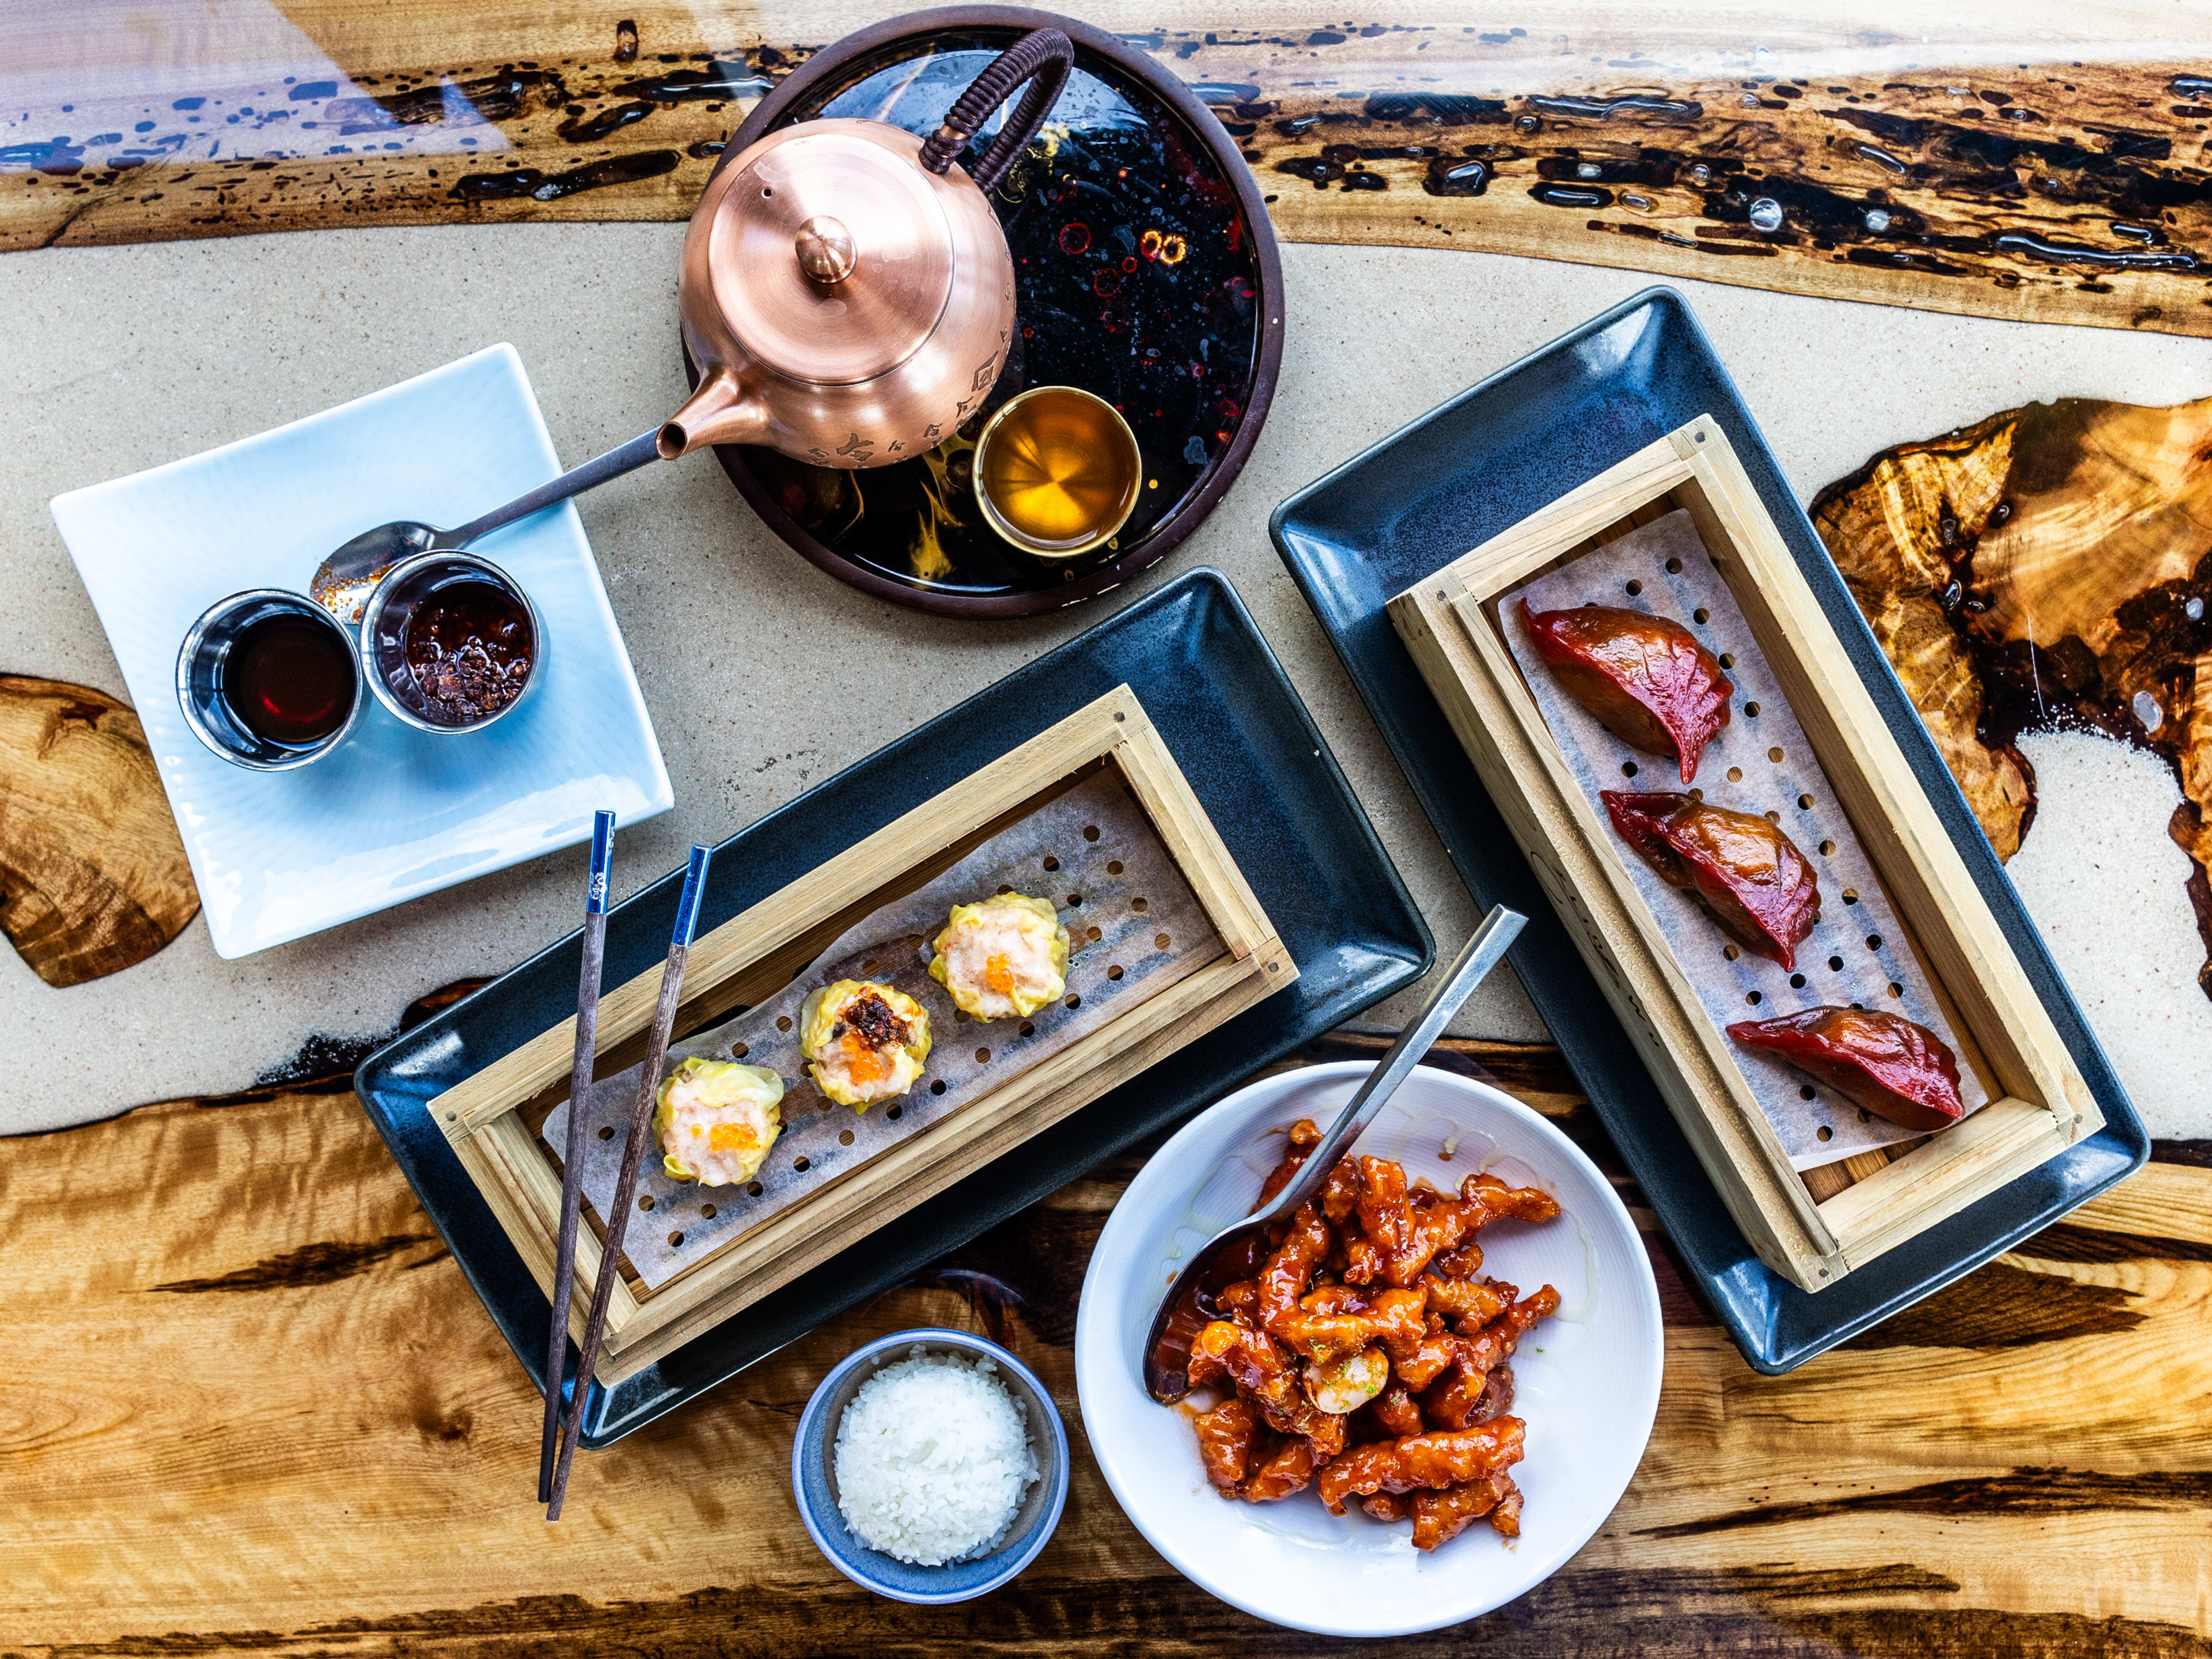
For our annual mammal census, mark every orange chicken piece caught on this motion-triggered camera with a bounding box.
[1316,1418,1527,1514]
[1411,1471,1517,1550]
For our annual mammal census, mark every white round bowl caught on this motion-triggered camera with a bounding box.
[792,1328,1070,1604]
[1074,1061,1664,1637]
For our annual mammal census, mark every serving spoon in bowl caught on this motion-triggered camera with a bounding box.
[1141,903,1528,1403]
[309,430,664,624]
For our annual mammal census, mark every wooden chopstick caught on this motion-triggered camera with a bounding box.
[546,842,714,1521]
[538,809,616,1505]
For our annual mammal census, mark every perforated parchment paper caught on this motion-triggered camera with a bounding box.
[1502,509,1988,1170]
[543,767,1217,1288]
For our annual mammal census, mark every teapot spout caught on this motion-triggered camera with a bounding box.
[657,371,768,457]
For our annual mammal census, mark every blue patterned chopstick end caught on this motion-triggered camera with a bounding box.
[672,844,713,948]
[586,809,616,915]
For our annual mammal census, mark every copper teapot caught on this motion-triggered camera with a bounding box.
[300,32,1072,625]
[657,29,1074,468]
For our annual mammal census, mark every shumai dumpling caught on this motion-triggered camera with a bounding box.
[654,1056,785,1185]
[800,979,931,1110]
[929,893,1070,1020]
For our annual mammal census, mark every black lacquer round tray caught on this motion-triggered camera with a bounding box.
[698,6,1283,618]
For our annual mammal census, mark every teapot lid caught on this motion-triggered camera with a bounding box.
[710,120,958,387]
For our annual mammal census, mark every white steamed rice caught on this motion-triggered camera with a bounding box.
[832,1346,1040,1566]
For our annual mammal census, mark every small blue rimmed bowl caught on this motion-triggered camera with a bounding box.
[792,1328,1069,1605]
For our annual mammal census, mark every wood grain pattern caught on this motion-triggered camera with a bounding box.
[0,675,197,987]
[6,8,2210,336]
[3,1035,2205,1657]
[1810,392,2212,997]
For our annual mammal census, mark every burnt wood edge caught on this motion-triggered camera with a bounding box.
[698,3,1285,620]
[1636,1468,2212,1541]
[1835,1257,2144,1352]
[17,1565,2208,1658]
[1,977,495,1134]
[219,979,494,1101]
[147,1232,447,1294]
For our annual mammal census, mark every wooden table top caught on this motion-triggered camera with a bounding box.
[6,2,2210,340]
[8,1029,2205,1656]
[9,12,2209,1652]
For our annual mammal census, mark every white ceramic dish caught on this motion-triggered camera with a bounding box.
[1074,1060,1664,1638]
[49,344,672,958]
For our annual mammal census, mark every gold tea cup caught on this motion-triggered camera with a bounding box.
[972,386,1142,559]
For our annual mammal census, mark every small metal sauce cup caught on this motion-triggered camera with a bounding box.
[358,551,544,734]
[175,588,363,771]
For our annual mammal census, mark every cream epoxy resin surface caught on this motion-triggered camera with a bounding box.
[49,344,672,957]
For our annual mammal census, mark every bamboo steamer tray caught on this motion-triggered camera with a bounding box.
[1387,416,2098,1293]
[428,685,1291,1382]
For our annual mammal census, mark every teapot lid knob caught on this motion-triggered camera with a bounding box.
[794,215,857,285]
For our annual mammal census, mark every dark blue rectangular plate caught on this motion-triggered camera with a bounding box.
[354,568,1430,1445]
[1271,286,2146,1374]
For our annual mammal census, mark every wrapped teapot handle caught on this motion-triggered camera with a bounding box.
[919,28,1075,193]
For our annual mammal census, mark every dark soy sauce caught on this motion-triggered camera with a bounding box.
[223,615,354,746]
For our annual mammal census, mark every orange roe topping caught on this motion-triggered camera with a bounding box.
[984,952,1016,995]
[841,1031,889,1084]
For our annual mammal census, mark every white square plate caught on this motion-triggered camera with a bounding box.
[50,343,672,959]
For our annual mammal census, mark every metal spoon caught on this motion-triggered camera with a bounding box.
[309,430,664,623]
[1141,903,1528,1402]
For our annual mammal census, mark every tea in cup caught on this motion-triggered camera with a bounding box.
[972,386,1142,558]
